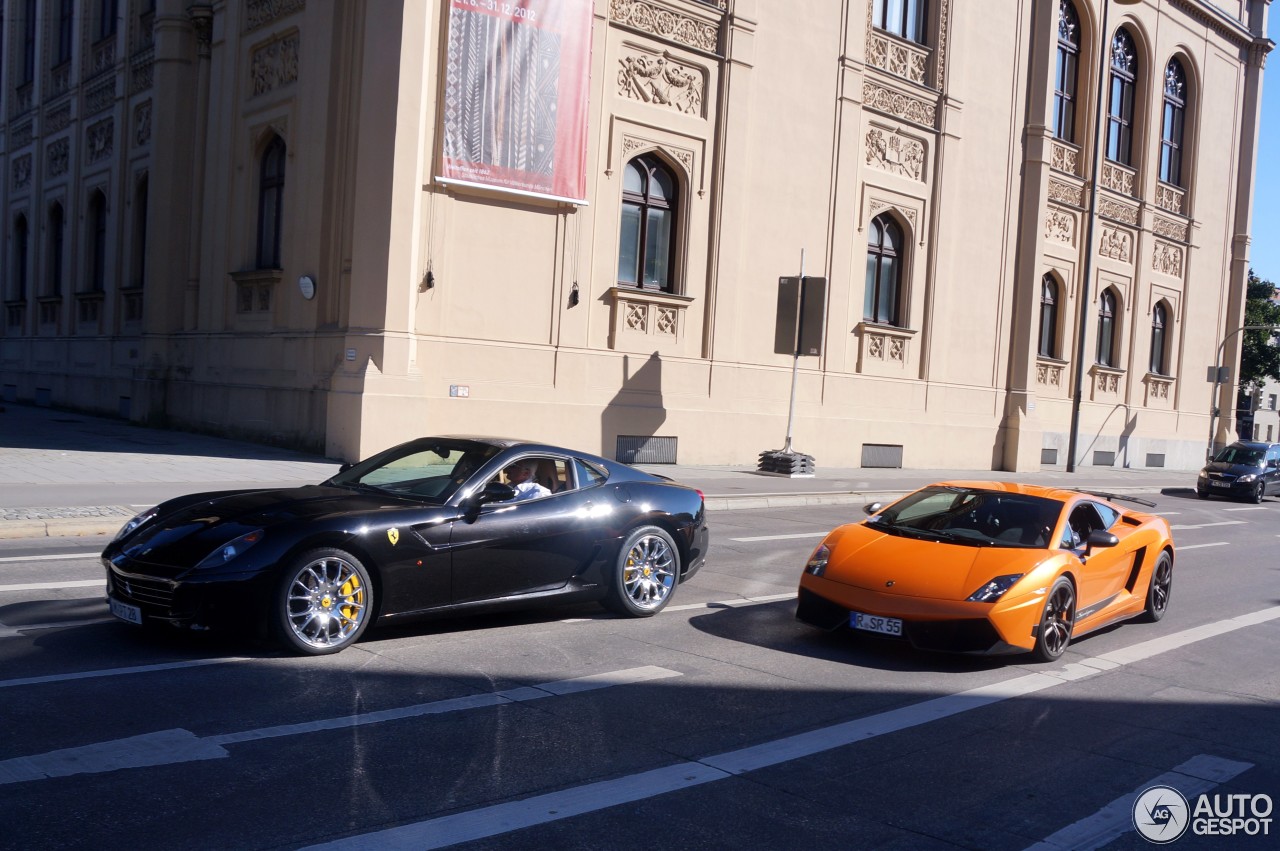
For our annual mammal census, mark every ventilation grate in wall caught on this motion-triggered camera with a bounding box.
[616,435,677,464]
[861,443,903,468]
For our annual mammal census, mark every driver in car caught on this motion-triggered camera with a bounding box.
[504,459,551,502]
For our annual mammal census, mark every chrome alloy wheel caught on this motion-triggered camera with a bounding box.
[622,533,677,611]
[1039,582,1075,659]
[285,555,368,650]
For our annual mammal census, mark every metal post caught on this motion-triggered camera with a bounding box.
[1206,324,1279,460]
[782,249,804,454]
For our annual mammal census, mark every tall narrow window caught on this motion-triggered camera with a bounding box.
[14,216,30,300]
[57,0,75,64]
[1052,0,1080,142]
[1038,275,1059,358]
[89,192,107,293]
[132,176,149,288]
[48,204,65,297]
[873,0,927,45]
[1096,289,1117,367]
[617,154,677,292]
[1160,59,1186,186]
[1149,301,1168,374]
[22,0,37,83]
[257,136,286,269]
[1105,29,1137,166]
[864,215,903,326]
[98,0,119,41]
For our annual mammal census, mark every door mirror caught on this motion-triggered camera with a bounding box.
[474,481,516,506]
[1086,530,1119,550]
[863,502,883,516]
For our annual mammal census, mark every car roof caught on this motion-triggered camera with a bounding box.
[926,480,1093,503]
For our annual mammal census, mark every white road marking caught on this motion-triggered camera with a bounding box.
[1176,542,1230,550]
[0,579,103,592]
[1024,754,1254,851]
[0,552,101,564]
[729,532,827,543]
[1170,520,1247,530]
[0,666,681,785]
[666,593,795,612]
[1221,506,1269,512]
[0,617,114,638]
[304,604,1280,850]
[0,657,255,690]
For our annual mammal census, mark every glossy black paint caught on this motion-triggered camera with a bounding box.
[101,438,709,639]
[1196,441,1280,500]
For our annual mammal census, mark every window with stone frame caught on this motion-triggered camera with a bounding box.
[1052,0,1080,143]
[1105,28,1138,166]
[618,154,678,293]
[873,0,927,46]
[1149,300,1170,375]
[257,135,286,270]
[864,214,905,327]
[46,203,65,297]
[1159,58,1187,187]
[1039,275,1059,358]
[1096,288,1119,367]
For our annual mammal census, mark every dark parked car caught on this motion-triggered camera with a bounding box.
[101,437,709,654]
[1196,441,1280,502]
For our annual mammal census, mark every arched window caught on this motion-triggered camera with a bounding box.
[864,215,904,326]
[56,0,75,65]
[1096,288,1118,367]
[1105,29,1138,166]
[47,204,64,297]
[1149,301,1169,374]
[1038,275,1059,358]
[873,0,927,45]
[1052,0,1080,142]
[13,215,30,300]
[618,154,677,292]
[257,136,286,270]
[1160,59,1186,186]
[97,0,118,41]
[132,176,149,288]
[89,191,107,293]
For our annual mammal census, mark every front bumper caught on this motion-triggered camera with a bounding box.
[103,557,273,632]
[680,519,710,582]
[795,577,1038,655]
[1197,478,1257,499]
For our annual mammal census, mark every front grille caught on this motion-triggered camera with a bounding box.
[904,619,1001,653]
[110,568,175,608]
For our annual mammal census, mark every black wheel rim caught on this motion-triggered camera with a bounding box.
[1151,558,1172,613]
[1042,584,1074,657]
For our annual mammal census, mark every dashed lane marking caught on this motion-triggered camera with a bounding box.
[729,532,827,543]
[1170,520,1247,530]
[0,552,101,564]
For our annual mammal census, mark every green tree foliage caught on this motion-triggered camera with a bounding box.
[1239,270,1280,390]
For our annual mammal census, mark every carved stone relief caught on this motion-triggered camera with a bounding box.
[863,81,936,127]
[617,53,704,115]
[866,31,928,85]
[47,138,69,177]
[87,119,114,163]
[10,122,32,149]
[865,127,924,180]
[1098,196,1138,225]
[1155,184,1185,215]
[135,101,152,147]
[620,136,694,182]
[251,33,300,97]
[868,199,918,233]
[1153,240,1184,277]
[1050,141,1079,176]
[1048,177,1084,207]
[609,0,721,54]
[45,106,71,134]
[85,79,115,115]
[1152,216,1188,242]
[1095,371,1121,394]
[12,154,32,191]
[1044,207,1075,245]
[247,0,306,32]
[1099,226,1131,262]
[1100,161,1135,196]
[1037,362,1063,387]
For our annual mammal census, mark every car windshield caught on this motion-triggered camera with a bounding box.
[867,487,1063,548]
[325,439,501,503]
[1213,445,1264,466]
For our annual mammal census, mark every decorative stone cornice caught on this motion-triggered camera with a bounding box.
[863,80,937,128]
[246,0,305,34]
[609,0,723,56]
[1048,177,1084,208]
[1167,0,1255,50]
[1098,196,1138,226]
[1152,216,1188,243]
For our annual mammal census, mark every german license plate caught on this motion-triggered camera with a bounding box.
[109,596,143,625]
[1211,481,1230,488]
[851,611,902,636]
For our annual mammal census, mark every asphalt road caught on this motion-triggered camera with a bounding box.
[1,493,1277,850]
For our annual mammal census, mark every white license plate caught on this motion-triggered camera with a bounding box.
[109,596,143,625]
[1211,481,1231,488]
[851,611,903,636]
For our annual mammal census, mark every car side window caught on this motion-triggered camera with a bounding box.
[573,458,608,489]
[1092,502,1119,530]
[1062,502,1106,550]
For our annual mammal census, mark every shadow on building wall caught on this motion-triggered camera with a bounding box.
[600,352,668,462]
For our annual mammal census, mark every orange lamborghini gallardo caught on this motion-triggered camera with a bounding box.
[796,482,1175,661]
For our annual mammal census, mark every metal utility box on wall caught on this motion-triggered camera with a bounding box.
[773,276,826,357]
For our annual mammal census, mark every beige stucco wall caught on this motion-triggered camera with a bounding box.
[0,0,1270,472]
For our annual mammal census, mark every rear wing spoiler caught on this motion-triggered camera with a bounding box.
[1070,489,1157,508]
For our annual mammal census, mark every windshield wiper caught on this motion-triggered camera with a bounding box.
[881,525,957,543]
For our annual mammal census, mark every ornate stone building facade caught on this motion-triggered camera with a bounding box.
[0,0,1270,470]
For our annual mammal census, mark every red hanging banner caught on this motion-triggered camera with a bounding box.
[439,0,594,204]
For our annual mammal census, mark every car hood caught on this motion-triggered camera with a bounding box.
[823,523,1048,601]
[117,486,425,566]
[1202,461,1262,477]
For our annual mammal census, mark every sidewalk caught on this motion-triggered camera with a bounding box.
[0,402,1196,539]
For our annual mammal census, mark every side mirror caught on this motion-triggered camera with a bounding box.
[863,502,883,516]
[339,462,353,473]
[474,481,516,506]
[1085,530,1119,551]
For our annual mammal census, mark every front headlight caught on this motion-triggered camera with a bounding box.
[113,507,159,542]
[195,529,265,569]
[1197,470,1209,479]
[1237,473,1257,483]
[805,544,830,576]
[967,573,1024,603]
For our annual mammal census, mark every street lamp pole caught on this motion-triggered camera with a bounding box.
[1206,324,1280,460]
[1066,0,1143,473]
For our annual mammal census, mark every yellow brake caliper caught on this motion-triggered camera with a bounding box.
[339,576,362,622]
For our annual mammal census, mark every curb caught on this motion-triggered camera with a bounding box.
[0,518,124,539]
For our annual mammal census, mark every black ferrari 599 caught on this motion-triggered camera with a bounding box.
[101,437,709,655]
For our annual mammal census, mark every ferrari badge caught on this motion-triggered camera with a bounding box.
[387,528,400,545]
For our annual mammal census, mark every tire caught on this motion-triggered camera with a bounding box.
[604,526,680,617]
[1142,551,1173,623]
[1032,578,1075,662]
[274,548,374,655]
[1196,490,1209,500]
[1251,482,1265,504]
